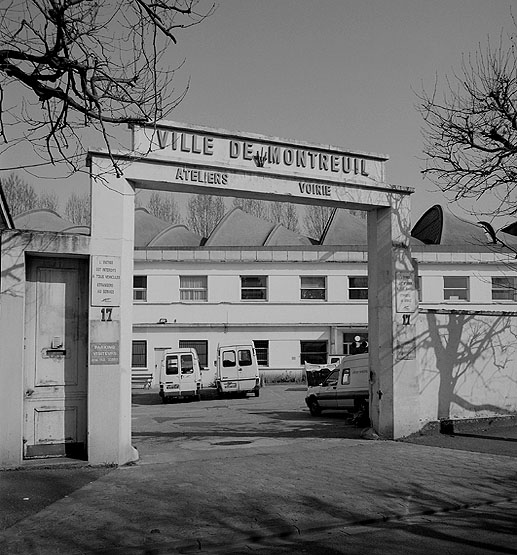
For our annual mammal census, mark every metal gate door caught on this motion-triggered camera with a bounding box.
[23,256,88,459]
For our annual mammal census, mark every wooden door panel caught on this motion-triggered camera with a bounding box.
[24,257,88,459]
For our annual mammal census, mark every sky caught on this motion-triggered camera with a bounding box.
[1,0,515,222]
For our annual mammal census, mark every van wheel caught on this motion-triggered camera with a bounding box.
[254,389,260,397]
[161,396,168,404]
[308,398,321,416]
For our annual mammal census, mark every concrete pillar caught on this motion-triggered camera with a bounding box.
[88,156,138,465]
[368,196,419,438]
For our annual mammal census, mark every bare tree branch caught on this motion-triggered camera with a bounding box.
[417,23,517,216]
[0,0,215,175]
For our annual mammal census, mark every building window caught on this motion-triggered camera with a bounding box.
[132,340,147,368]
[342,333,369,355]
[133,276,147,302]
[300,341,327,364]
[300,276,326,300]
[492,276,516,301]
[349,276,368,300]
[443,276,469,301]
[179,340,209,369]
[180,276,207,301]
[253,340,269,366]
[241,276,267,301]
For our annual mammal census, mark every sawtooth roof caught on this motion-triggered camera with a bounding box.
[147,223,202,247]
[11,204,508,251]
[264,224,313,246]
[134,207,170,247]
[205,208,276,247]
[320,209,367,245]
[205,208,312,247]
[13,209,89,234]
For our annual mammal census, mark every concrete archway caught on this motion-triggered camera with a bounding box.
[88,122,418,464]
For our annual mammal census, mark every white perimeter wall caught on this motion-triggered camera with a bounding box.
[415,309,517,427]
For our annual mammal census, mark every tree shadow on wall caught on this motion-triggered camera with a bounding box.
[0,231,25,298]
[419,310,517,420]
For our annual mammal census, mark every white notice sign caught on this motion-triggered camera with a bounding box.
[92,255,121,306]
[396,270,417,313]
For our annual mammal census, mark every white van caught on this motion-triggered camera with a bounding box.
[305,353,369,416]
[216,344,260,397]
[159,348,202,403]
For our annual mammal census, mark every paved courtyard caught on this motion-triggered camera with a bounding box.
[131,383,365,463]
[1,383,516,554]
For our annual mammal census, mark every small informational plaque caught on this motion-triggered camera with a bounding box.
[396,270,417,313]
[91,255,121,306]
[90,342,120,365]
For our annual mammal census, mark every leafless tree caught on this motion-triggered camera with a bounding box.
[348,209,366,220]
[269,201,300,232]
[304,205,334,240]
[0,1,214,175]
[38,190,60,212]
[232,197,301,232]
[231,197,269,220]
[0,173,39,215]
[186,194,224,237]
[417,24,517,216]
[65,192,90,225]
[147,191,180,224]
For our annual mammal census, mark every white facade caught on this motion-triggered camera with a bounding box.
[132,247,370,385]
[132,242,517,391]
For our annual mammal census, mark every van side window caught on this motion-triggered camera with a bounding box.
[166,355,179,375]
[323,369,339,387]
[238,349,252,366]
[181,355,194,374]
[222,351,236,367]
[341,368,350,385]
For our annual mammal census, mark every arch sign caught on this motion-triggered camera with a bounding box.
[128,122,411,210]
[86,121,418,466]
